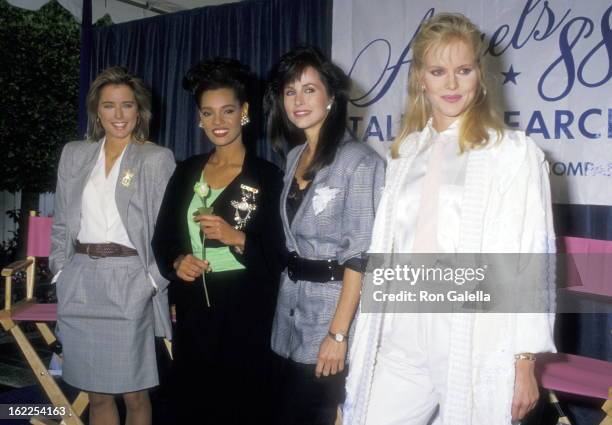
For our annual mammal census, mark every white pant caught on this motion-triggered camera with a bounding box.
[365,313,451,425]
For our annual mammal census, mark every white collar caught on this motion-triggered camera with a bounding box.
[425,117,461,137]
[94,137,129,177]
[397,118,461,158]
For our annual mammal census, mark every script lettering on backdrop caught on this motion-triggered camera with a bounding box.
[332,0,612,205]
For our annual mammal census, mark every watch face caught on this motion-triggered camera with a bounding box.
[335,334,343,342]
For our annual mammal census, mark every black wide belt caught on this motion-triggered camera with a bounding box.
[75,241,138,258]
[287,252,344,283]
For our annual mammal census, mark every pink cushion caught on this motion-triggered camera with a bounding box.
[12,303,57,322]
[563,236,612,297]
[537,353,612,399]
[26,216,53,258]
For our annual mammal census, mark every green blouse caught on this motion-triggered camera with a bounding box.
[187,175,245,272]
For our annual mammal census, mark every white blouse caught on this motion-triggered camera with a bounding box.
[394,119,468,253]
[77,139,134,248]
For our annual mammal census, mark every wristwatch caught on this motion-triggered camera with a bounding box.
[328,331,347,343]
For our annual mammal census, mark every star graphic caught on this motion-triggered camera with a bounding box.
[501,65,521,85]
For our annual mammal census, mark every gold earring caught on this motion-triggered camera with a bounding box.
[241,113,250,126]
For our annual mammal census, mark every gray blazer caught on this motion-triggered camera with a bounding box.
[271,138,385,363]
[50,140,176,338]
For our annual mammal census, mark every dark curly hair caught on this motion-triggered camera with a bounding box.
[265,46,351,180]
[183,57,253,107]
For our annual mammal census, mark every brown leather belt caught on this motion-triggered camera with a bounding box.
[75,241,138,258]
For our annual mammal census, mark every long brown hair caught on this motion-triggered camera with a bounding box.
[391,13,504,158]
[86,66,152,143]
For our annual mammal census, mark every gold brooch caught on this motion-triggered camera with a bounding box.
[121,170,135,187]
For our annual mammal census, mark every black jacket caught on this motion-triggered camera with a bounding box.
[152,151,287,294]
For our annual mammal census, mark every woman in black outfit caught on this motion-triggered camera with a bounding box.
[152,58,285,424]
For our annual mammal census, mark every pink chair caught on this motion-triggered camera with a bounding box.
[537,353,612,424]
[536,236,612,425]
[563,236,612,297]
[1,213,88,425]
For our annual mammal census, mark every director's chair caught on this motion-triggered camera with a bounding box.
[1,213,88,425]
[535,236,612,425]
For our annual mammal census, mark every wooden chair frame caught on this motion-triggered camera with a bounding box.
[1,255,88,425]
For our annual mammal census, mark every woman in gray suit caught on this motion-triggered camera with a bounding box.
[266,46,385,425]
[50,66,175,425]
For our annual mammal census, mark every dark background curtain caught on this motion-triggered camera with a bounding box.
[88,0,332,163]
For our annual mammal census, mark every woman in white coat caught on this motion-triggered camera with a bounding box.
[344,13,556,425]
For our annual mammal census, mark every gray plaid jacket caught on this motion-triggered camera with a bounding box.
[50,140,176,339]
[271,138,385,363]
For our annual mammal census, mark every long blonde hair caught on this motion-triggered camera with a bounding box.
[391,13,504,158]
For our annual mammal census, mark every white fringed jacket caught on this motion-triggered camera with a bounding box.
[343,127,556,425]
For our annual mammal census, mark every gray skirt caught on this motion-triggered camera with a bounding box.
[56,253,158,394]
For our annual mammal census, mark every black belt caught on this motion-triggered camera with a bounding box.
[75,241,138,258]
[287,252,344,283]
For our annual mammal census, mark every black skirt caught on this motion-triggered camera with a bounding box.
[271,352,347,425]
[169,269,276,424]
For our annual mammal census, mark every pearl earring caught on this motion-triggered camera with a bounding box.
[199,122,204,129]
[326,103,332,111]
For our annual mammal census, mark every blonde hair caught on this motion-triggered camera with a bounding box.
[391,13,504,158]
[86,66,152,143]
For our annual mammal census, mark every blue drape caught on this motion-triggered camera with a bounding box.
[77,0,92,138]
[554,204,612,242]
[88,0,332,163]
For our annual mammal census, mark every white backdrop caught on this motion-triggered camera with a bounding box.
[332,0,612,206]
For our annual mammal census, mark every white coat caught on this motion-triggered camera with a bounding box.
[344,128,556,425]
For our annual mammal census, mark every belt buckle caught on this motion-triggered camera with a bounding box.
[327,259,336,281]
[86,244,101,260]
